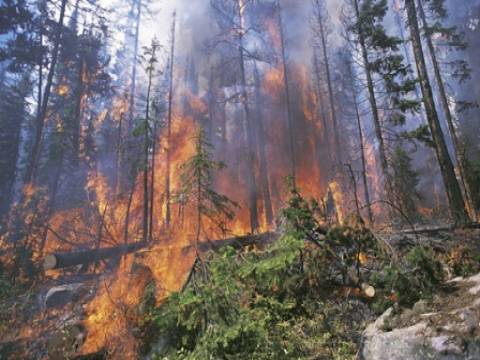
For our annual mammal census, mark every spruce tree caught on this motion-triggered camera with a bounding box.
[177,126,238,249]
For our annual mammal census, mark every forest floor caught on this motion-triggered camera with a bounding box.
[1,225,480,359]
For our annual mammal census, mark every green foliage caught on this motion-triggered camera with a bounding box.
[401,125,434,147]
[390,146,421,223]
[348,0,419,125]
[371,246,443,310]
[151,187,375,359]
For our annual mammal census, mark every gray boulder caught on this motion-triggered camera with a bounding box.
[361,274,480,360]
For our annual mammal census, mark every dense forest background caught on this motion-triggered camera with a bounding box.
[1,0,480,358]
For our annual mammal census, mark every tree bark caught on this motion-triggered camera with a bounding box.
[253,64,274,226]
[43,241,147,271]
[405,0,469,224]
[237,0,259,233]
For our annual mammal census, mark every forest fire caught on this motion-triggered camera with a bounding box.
[1,0,480,358]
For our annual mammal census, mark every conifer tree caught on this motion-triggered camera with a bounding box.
[404,0,469,223]
[417,0,477,220]
[346,0,420,204]
[177,126,238,250]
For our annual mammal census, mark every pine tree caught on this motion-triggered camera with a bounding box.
[177,126,238,249]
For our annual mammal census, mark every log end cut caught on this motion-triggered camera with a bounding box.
[44,254,57,271]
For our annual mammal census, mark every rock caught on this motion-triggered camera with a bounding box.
[361,272,480,360]
[46,324,85,360]
[413,299,430,314]
[44,283,85,309]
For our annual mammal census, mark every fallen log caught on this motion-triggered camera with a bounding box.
[44,233,277,271]
[43,241,147,271]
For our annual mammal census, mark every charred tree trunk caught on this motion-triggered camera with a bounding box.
[149,122,157,240]
[405,0,469,224]
[44,241,147,271]
[123,178,136,244]
[25,0,68,184]
[253,64,273,226]
[417,0,476,221]
[277,1,297,184]
[72,60,85,168]
[143,58,154,243]
[237,0,259,233]
[115,112,124,196]
[165,12,176,228]
[313,50,331,167]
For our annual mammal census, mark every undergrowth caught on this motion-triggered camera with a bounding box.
[146,183,472,359]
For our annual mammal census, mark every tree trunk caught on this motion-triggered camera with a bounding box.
[353,86,374,225]
[313,0,341,162]
[313,50,331,167]
[24,0,68,184]
[237,0,259,233]
[277,0,297,184]
[123,178,136,244]
[149,122,157,240]
[417,0,477,221]
[72,60,85,167]
[165,12,176,228]
[253,64,274,226]
[43,241,147,271]
[114,112,124,196]
[405,0,469,223]
[143,60,153,242]
[128,0,142,133]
